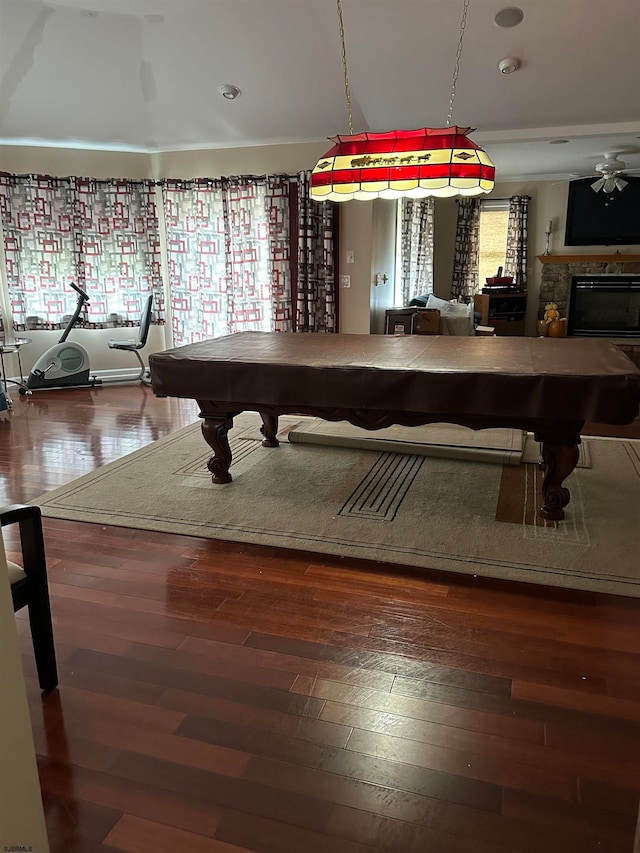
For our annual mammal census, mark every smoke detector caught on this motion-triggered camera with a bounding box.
[219,84,241,100]
[498,57,520,74]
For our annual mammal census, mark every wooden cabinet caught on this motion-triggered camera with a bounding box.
[474,291,527,336]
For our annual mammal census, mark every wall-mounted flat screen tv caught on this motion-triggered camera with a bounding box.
[565,176,640,246]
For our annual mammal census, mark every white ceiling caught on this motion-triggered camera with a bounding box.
[1,0,639,181]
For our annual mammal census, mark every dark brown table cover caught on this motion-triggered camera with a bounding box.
[149,332,640,425]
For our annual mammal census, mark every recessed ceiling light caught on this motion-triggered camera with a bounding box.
[494,7,524,28]
[549,139,570,144]
[219,84,241,100]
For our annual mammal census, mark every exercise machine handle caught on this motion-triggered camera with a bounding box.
[59,281,90,343]
[69,281,90,302]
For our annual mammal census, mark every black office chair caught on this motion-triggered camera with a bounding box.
[108,294,154,385]
[2,504,58,692]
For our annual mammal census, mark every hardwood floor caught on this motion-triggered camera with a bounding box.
[2,384,640,853]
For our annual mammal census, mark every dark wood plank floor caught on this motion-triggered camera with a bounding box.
[2,385,640,853]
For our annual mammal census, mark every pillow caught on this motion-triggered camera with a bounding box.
[426,294,471,318]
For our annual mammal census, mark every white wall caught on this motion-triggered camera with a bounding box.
[0,534,50,853]
[338,201,373,334]
[369,199,397,334]
[150,141,328,181]
[0,146,152,179]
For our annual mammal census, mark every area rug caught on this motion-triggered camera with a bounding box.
[33,413,640,597]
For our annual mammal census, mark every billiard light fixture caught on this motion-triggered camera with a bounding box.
[310,0,495,202]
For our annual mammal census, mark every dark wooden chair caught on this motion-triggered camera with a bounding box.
[2,504,58,691]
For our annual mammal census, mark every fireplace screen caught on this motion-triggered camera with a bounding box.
[568,275,640,337]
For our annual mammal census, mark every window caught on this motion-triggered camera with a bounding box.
[0,172,338,343]
[478,199,509,286]
[0,175,163,329]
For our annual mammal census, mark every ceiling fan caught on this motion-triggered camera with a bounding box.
[579,152,640,193]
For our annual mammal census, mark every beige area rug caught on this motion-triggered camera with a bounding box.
[33,413,640,597]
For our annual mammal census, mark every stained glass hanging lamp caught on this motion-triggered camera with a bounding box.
[310,0,495,202]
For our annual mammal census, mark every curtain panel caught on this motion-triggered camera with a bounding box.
[450,198,481,301]
[162,176,293,345]
[295,171,336,333]
[0,174,162,330]
[399,197,435,304]
[504,195,531,290]
[0,171,338,342]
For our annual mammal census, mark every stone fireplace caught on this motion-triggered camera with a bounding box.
[538,254,640,365]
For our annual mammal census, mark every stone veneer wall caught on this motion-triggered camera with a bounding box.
[538,260,640,321]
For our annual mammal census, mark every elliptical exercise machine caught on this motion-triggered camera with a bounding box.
[22,282,153,393]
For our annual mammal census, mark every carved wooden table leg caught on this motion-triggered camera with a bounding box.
[201,413,237,484]
[535,438,581,520]
[259,413,279,447]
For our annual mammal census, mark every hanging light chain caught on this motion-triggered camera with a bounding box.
[336,0,354,136]
[446,0,470,127]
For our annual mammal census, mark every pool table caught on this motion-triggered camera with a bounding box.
[149,332,640,521]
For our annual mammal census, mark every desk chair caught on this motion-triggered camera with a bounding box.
[2,504,58,692]
[108,294,154,385]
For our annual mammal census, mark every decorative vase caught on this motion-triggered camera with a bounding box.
[547,318,567,338]
[536,320,549,337]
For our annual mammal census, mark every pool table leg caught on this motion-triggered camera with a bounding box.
[259,413,279,447]
[201,413,237,484]
[536,438,581,521]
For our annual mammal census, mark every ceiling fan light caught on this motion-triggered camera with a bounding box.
[591,177,605,193]
[615,177,628,191]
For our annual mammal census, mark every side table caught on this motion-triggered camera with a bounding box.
[0,338,32,406]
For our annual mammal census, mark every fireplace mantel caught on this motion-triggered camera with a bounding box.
[537,254,640,264]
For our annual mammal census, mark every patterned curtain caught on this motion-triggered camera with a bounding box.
[450,198,481,301]
[0,173,162,330]
[163,176,292,345]
[504,195,531,289]
[295,171,336,332]
[399,197,434,304]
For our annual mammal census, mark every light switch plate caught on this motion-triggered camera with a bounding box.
[346,250,355,264]
[340,275,351,288]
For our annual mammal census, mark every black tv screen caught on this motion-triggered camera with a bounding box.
[564,176,640,246]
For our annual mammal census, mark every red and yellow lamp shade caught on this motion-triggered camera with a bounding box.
[310,126,495,201]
